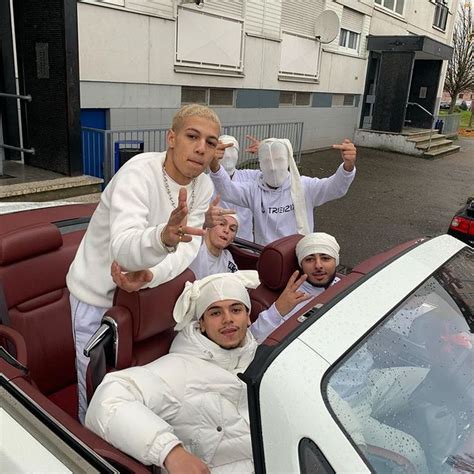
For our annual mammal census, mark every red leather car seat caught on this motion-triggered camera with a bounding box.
[249,234,304,321]
[86,269,195,401]
[0,222,85,419]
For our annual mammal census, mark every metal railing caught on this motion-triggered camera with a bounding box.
[82,121,304,184]
[406,102,435,151]
[0,91,35,175]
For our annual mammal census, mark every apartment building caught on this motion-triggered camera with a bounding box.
[0,0,459,175]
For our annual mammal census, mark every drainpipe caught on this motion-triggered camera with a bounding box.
[9,0,25,163]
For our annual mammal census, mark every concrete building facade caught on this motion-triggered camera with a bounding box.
[0,0,460,175]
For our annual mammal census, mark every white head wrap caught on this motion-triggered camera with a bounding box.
[295,232,340,266]
[173,270,260,331]
[219,135,239,175]
[258,138,310,235]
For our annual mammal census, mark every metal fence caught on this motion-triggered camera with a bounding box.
[81,121,304,184]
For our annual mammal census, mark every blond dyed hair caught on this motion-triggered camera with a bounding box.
[172,104,221,132]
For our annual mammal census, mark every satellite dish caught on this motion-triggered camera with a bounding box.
[314,10,340,44]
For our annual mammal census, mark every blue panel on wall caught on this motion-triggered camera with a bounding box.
[355,95,360,107]
[312,93,332,107]
[81,109,106,179]
[236,89,280,108]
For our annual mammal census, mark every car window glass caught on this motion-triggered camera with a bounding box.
[325,248,474,473]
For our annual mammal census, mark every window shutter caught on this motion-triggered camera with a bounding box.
[124,0,174,17]
[281,0,325,37]
[341,7,363,34]
[204,0,244,18]
[245,0,282,40]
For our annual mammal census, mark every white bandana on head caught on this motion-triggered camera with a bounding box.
[258,138,310,235]
[219,135,240,176]
[173,270,260,331]
[295,232,340,266]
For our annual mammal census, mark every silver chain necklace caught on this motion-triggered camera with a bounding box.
[162,166,196,212]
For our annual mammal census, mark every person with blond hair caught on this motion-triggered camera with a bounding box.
[67,104,221,422]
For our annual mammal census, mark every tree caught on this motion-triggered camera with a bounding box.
[444,2,473,114]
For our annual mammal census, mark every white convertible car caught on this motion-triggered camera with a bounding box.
[0,204,472,473]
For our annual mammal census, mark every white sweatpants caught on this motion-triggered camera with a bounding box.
[70,294,108,424]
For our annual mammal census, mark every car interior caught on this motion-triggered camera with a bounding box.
[0,205,320,471]
[2,204,458,472]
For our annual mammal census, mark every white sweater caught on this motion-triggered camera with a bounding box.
[85,323,257,472]
[67,152,213,307]
[219,169,260,242]
[251,277,340,343]
[210,164,355,245]
[189,243,238,280]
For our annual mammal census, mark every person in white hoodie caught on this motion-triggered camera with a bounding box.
[209,138,356,246]
[85,273,258,473]
[216,135,259,241]
[67,104,221,422]
[251,232,342,343]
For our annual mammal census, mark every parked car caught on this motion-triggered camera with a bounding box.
[0,204,472,472]
[448,197,474,247]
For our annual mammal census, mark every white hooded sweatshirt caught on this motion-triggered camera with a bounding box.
[210,164,355,245]
[85,323,257,472]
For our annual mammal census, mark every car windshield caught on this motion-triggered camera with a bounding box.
[325,248,474,473]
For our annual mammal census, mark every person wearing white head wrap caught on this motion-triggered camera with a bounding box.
[213,135,260,241]
[86,271,259,473]
[189,214,239,279]
[251,232,341,343]
[209,136,357,246]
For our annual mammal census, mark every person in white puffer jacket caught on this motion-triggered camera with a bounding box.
[85,273,259,473]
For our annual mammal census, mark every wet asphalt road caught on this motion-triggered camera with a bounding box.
[300,138,474,269]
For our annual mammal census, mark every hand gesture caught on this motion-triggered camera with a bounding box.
[332,139,357,172]
[111,261,153,292]
[162,188,206,247]
[210,141,233,172]
[204,194,236,229]
[164,446,210,474]
[245,135,261,154]
[275,271,312,317]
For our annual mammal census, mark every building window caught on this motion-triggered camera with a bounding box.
[182,87,207,105]
[374,0,405,15]
[332,94,355,107]
[433,0,449,30]
[209,88,234,106]
[181,87,234,106]
[339,29,360,50]
[279,91,311,106]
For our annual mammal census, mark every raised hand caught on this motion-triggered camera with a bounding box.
[332,138,357,172]
[245,135,261,154]
[161,188,206,247]
[210,141,234,172]
[204,194,236,229]
[164,446,210,474]
[111,261,153,292]
[275,270,312,317]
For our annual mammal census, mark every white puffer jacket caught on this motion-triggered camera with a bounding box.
[85,323,257,472]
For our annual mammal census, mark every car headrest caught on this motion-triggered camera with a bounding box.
[113,269,195,342]
[0,223,63,266]
[257,234,303,291]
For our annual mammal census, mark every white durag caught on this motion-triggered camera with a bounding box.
[219,135,239,175]
[258,138,310,235]
[173,270,260,331]
[295,232,340,266]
